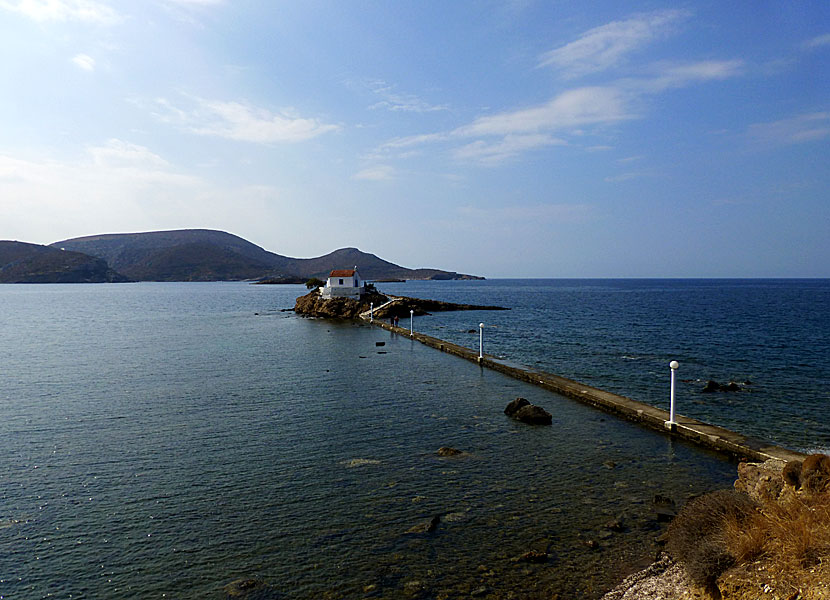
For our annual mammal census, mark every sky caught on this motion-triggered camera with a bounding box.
[0,1,828,278]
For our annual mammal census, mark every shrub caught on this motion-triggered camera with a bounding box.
[668,479,830,598]
[666,490,759,593]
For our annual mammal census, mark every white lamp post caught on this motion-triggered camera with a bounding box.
[479,322,484,360]
[410,309,414,337]
[666,360,679,429]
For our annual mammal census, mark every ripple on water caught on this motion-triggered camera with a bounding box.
[0,283,741,599]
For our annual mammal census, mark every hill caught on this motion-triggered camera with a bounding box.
[0,241,130,283]
[51,229,482,282]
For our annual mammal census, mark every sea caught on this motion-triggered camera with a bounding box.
[1,279,827,600]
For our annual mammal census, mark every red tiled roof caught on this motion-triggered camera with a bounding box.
[329,269,355,277]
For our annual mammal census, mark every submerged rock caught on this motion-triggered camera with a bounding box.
[515,550,549,563]
[437,446,464,457]
[223,578,283,599]
[406,515,441,534]
[652,494,677,522]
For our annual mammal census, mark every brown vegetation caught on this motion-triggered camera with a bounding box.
[666,455,830,599]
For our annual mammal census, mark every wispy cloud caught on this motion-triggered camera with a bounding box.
[368,81,449,113]
[0,0,119,23]
[538,9,691,77]
[87,139,170,169]
[375,87,630,166]
[455,87,631,137]
[453,134,565,165]
[803,33,830,50]
[634,60,744,92]
[150,96,340,143]
[352,165,396,181]
[71,53,95,71]
[380,132,449,150]
[748,112,830,145]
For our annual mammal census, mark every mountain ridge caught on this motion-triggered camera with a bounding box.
[48,229,482,282]
[0,241,130,283]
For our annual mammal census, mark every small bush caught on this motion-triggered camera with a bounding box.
[666,490,759,591]
[668,479,830,598]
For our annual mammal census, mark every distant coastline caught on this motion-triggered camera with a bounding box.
[1,228,483,284]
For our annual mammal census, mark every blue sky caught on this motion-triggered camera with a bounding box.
[1,0,828,277]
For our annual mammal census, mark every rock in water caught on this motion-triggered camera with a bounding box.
[652,494,677,522]
[504,397,530,417]
[406,515,441,534]
[516,550,549,563]
[514,404,553,425]
[223,578,283,599]
[437,447,464,457]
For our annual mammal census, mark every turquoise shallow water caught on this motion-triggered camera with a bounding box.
[1,283,744,598]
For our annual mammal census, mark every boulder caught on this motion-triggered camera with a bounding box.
[702,380,743,393]
[513,404,553,425]
[504,397,530,417]
[734,459,786,502]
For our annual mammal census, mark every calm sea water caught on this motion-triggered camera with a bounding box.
[0,280,817,599]
[381,279,830,454]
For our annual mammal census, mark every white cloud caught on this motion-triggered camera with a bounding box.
[748,112,830,145]
[71,53,95,71]
[455,87,631,137]
[151,97,340,144]
[803,33,830,49]
[380,132,449,151]
[373,88,630,165]
[453,133,565,165]
[538,9,691,76]
[636,60,744,92]
[352,165,395,181]
[87,139,170,169]
[0,0,119,23]
[368,81,449,113]
[0,145,202,243]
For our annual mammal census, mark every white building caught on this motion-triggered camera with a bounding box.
[320,267,365,299]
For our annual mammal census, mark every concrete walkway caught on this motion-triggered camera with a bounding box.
[364,316,805,463]
[358,296,401,320]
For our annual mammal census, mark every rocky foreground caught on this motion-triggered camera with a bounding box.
[602,455,830,600]
[293,288,508,319]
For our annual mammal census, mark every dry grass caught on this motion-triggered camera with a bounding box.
[667,487,830,598]
[666,490,759,591]
[743,491,830,595]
